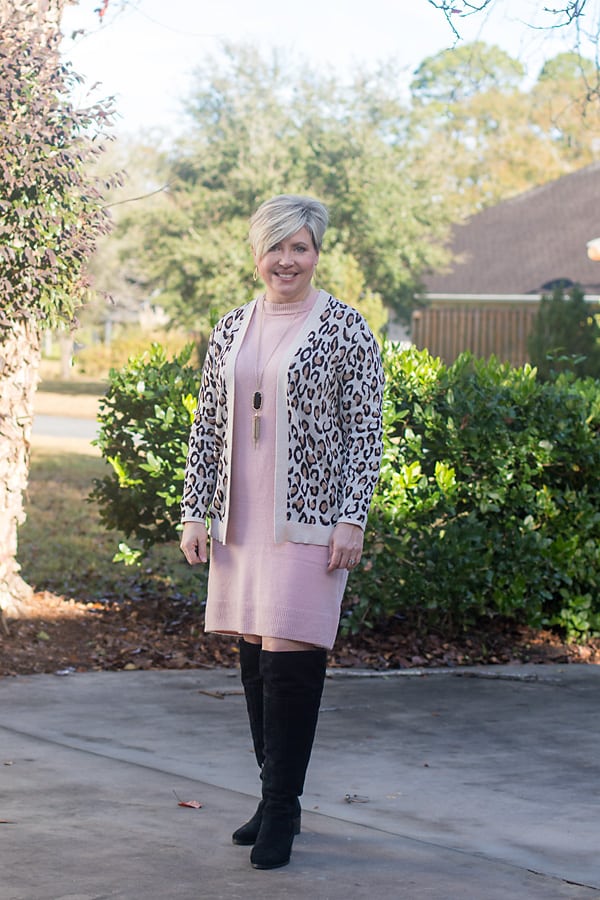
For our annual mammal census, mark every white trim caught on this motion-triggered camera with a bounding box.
[219,298,258,544]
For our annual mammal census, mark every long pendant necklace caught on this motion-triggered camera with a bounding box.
[252,296,307,448]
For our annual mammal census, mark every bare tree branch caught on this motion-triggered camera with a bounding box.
[426,0,593,39]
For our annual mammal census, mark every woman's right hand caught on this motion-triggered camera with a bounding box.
[180,521,208,565]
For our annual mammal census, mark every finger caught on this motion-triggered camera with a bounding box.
[328,548,355,572]
[195,539,207,563]
[327,547,342,572]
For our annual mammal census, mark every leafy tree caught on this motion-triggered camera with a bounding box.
[530,53,600,165]
[118,44,453,333]
[527,285,600,381]
[410,42,600,219]
[410,42,535,214]
[0,2,114,618]
[411,40,525,105]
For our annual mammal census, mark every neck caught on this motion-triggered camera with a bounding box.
[264,286,316,306]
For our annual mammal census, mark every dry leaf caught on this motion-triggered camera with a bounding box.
[173,790,202,809]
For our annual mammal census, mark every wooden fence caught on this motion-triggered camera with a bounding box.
[411,305,539,367]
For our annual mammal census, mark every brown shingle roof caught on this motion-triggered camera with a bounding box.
[424,162,600,295]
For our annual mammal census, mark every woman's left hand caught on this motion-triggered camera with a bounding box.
[327,523,364,572]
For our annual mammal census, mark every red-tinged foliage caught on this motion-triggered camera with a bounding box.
[95,1,110,20]
[0,14,117,330]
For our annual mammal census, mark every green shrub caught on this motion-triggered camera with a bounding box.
[345,345,600,640]
[90,343,199,564]
[527,284,600,381]
[92,341,600,640]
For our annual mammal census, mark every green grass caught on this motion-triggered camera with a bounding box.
[18,448,207,607]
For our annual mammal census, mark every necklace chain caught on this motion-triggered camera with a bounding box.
[252,295,308,448]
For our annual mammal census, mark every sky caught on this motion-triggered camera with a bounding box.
[60,0,584,140]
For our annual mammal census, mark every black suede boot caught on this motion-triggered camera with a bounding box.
[238,638,264,769]
[250,648,327,870]
[232,640,300,846]
[232,639,264,846]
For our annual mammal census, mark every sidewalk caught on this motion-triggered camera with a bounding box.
[1,665,599,900]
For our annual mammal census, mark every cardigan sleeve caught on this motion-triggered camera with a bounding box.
[336,316,385,529]
[180,331,219,523]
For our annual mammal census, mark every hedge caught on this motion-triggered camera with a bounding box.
[91,342,600,640]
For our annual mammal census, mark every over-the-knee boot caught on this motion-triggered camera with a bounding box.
[232,640,301,846]
[232,639,264,845]
[250,648,327,870]
[239,638,264,769]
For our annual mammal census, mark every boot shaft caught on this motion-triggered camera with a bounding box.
[238,638,264,768]
[260,648,327,800]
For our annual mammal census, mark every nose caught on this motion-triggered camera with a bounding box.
[279,249,293,267]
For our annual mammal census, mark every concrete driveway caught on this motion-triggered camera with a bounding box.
[1,664,599,900]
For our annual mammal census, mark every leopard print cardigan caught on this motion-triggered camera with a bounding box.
[181,290,384,546]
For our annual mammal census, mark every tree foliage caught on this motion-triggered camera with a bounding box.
[97,38,600,339]
[117,44,454,331]
[0,20,115,330]
[0,6,115,616]
[409,42,600,217]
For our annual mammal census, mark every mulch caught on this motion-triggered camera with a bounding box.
[1,590,599,677]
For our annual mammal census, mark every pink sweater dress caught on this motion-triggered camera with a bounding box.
[205,295,348,649]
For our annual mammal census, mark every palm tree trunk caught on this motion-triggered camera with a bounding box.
[0,319,41,619]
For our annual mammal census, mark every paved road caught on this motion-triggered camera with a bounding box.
[32,414,99,441]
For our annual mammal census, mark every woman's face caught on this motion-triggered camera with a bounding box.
[255,227,319,304]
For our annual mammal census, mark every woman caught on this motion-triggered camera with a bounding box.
[180,194,384,870]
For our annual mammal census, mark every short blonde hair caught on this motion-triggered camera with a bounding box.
[249,194,328,261]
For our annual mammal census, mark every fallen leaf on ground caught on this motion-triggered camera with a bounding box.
[173,790,203,809]
[3,589,600,678]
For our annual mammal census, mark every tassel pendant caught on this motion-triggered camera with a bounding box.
[252,391,262,447]
[252,413,260,447]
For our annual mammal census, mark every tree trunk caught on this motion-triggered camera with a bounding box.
[0,319,41,619]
